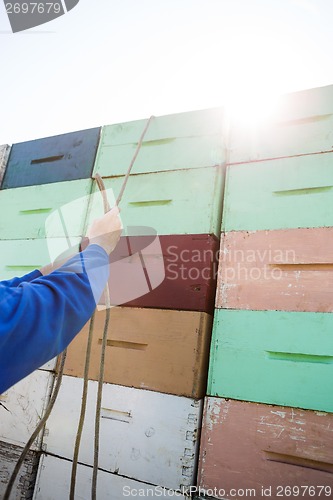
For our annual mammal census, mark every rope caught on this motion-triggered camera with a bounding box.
[4,350,67,500]
[5,115,154,499]
[69,313,95,500]
[73,115,154,500]
[116,115,154,205]
[92,285,111,500]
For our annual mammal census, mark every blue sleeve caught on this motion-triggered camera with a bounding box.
[0,270,42,288]
[0,244,109,393]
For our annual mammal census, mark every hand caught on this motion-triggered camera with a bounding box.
[86,206,123,254]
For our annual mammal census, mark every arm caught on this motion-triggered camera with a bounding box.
[1,247,79,288]
[0,207,122,393]
[0,244,109,393]
[0,270,42,288]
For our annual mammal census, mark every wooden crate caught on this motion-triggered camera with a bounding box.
[222,153,333,231]
[0,179,92,239]
[208,309,333,412]
[198,398,333,500]
[0,144,10,187]
[43,376,203,489]
[86,166,225,236]
[40,358,58,372]
[92,233,219,312]
[0,440,39,500]
[0,238,81,281]
[2,127,100,188]
[216,227,333,312]
[64,307,212,398]
[229,84,333,163]
[33,454,187,499]
[93,108,225,177]
[0,370,53,450]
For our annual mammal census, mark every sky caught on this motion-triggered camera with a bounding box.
[0,0,333,145]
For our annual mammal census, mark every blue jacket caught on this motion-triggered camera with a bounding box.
[0,244,109,393]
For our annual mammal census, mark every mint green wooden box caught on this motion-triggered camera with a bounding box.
[208,309,333,413]
[230,84,333,163]
[0,179,93,239]
[222,152,333,231]
[93,108,225,177]
[0,238,81,281]
[86,166,225,236]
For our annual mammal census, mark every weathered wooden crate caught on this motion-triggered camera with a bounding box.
[198,398,333,500]
[208,309,333,412]
[93,108,225,177]
[39,358,58,372]
[216,227,333,312]
[2,128,100,188]
[91,233,219,312]
[222,152,333,231]
[0,179,92,239]
[0,370,53,450]
[0,238,81,281]
[0,144,10,187]
[64,307,212,398]
[33,454,187,499]
[86,166,225,236]
[229,84,333,163]
[0,440,39,500]
[43,376,203,489]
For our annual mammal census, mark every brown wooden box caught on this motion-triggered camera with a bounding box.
[63,307,213,398]
[198,398,333,500]
[216,227,333,312]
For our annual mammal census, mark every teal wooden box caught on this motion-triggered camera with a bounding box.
[86,166,225,236]
[230,84,333,163]
[93,108,225,177]
[222,152,333,231]
[0,179,92,240]
[208,309,333,413]
[2,128,100,189]
[0,238,81,281]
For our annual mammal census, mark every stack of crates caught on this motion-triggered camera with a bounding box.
[30,109,228,497]
[198,85,333,499]
[0,128,101,498]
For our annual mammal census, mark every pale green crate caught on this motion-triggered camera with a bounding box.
[0,179,93,240]
[0,238,81,281]
[93,108,226,177]
[208,309,333,413]
[222,152,333,231]
[230,84,333,163]
[86,166,225,236]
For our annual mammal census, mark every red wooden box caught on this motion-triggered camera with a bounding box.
[198,398,333,500]
[84,233,219,313]
[216,227,333,312]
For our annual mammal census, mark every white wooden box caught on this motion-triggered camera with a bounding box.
[0,440,39,499]
[43,376,203,489]
[39,358,58,372]
[0,144,10,187]
[33,454,187,500]
[0,370,53,450]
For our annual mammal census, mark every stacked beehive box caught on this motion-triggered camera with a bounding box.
[0,129,100,498]
[31,108,228,497]
[198,85,333,499]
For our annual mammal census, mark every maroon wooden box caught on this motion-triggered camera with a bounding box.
[83,234,219,313]
[198,397,333,500]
